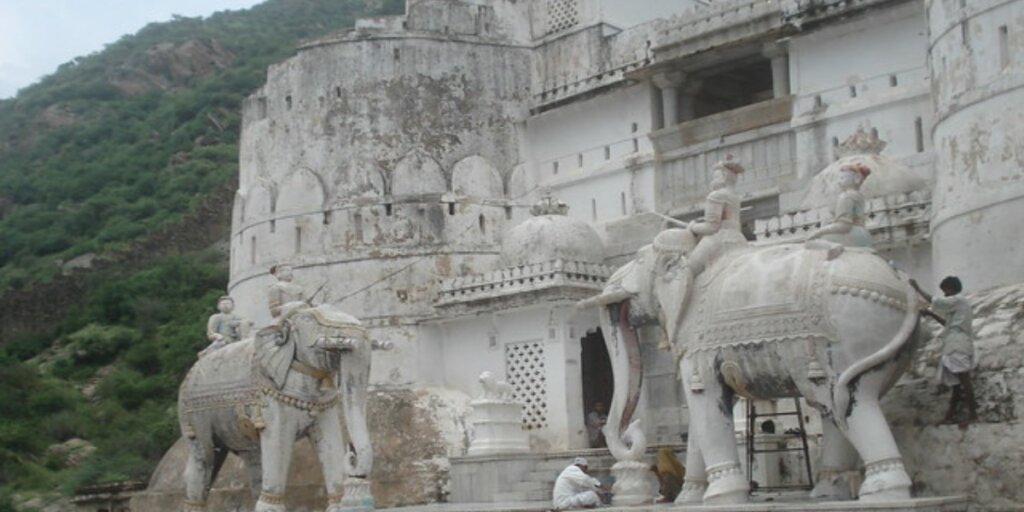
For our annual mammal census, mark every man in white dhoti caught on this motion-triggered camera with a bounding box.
[911,276,978,428]
[552,457,603,510]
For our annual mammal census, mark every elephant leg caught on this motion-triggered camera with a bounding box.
[256,405,297,512]
[839,373,912,501]
[810,420,859,501]
[680,356,747,505]
[236,450,263,500]
[675,427,706,504]
[183,436,216,511]
[310,409,347,512]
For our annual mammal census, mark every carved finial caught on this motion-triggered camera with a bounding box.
[836,127,887,159]
[530,192,569,216]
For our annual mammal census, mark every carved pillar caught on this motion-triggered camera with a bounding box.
[653,71,687,127]
[763,43,790,98]
[679,80,703,122]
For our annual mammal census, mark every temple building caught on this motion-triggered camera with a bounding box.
[134,0,1024,509]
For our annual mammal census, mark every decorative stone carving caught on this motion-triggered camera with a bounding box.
[583,214,925,505]
[199,295,250,358]
[267,264,305,321]
[466,371,529,456]
[807,162,873,256]
[178,303,376,511]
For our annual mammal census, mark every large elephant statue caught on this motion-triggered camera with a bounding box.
[583,231,922,505]
[177,302,376,512]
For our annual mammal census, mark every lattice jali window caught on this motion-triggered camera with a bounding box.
[505,341,548,430]
[546,0,580,35]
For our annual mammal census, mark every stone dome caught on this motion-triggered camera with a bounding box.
[801,129,929,210]
[500,196,605,267]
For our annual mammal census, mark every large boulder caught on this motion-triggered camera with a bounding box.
[882,283,1024,509]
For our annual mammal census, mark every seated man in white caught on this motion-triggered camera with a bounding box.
[552,457,602,510]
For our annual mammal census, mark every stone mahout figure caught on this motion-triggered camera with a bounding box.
[199,295,249,358]
[581,159,922,505]
[178,301,377,512]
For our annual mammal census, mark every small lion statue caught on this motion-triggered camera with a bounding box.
[479,371,515,401]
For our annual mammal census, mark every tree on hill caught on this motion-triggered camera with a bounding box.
[0,0,404,502]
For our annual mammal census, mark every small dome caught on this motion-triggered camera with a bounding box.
[801,129,929,210]
[500,196,605,267]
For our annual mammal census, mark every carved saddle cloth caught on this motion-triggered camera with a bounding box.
[684,244,834,353]
[179,340,262,414]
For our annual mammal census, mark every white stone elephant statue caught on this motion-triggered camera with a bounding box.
[581,231,922,505]
[178,302,376,512]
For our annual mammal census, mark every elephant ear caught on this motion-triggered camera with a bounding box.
[654,256,693,351]
[255,324,295,389]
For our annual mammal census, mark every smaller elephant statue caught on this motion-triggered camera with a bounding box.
[178,301,375,512]
[478,370,515,401]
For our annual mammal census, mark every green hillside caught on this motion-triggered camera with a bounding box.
[0,0,403,507]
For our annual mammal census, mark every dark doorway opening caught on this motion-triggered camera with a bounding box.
[581,328,613,448]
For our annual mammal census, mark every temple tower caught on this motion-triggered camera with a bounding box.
[928,0,1024,290]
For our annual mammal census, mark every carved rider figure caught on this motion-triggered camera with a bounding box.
[807,162,872,257]
[199,295,248,358]
[267,264,305,321]
[686,157,747,277]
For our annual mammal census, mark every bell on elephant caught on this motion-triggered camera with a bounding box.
[582,220,924,505]
[178,302,378,512]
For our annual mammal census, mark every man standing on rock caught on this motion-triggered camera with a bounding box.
[552,457,604,510]
[911,276,979,428]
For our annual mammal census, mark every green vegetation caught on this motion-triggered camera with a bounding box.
[0,0,404,502]
[0,0,403,292]
[0,251,225,498]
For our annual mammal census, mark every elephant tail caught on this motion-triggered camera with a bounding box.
[831,279,921,428]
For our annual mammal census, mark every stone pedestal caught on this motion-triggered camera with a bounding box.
[609,460,659,506]
[337,477,374,512]
[466,400,530,456]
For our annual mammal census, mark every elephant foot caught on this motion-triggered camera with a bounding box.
[674,479,707,504]
[810,468,855,501]
[255,492,286,512]
[858,458,912,502]
[609,460,659,506]
[703,461,748,505]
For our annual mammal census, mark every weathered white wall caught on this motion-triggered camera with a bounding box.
[928,0,1024,291]
[597,0,698,30]
[230,2,533,386]
[789,1,933,203]
[526,84,657,226]
[424,303,601,451]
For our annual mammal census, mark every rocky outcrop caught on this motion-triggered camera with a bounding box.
[131,388,471,511]
[108,38,234,95]
[883,283,1024,510]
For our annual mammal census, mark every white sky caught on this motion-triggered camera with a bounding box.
[0,0,264,99]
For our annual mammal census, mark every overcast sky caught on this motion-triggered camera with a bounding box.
[0,0,264,99]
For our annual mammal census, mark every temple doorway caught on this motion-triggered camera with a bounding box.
[580,328,613,448]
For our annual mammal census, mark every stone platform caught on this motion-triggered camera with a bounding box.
[378,496,968,512]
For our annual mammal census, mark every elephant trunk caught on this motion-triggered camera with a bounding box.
[340,345,373,478]
[600,300,646,461]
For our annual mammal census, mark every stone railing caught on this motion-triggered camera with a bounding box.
[651,96,793,153]
[436,259,615,306]
[653,0,901,60]
[753,190,931,249]
[653,0,784,57]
